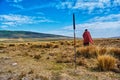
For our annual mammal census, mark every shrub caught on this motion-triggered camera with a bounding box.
[42,43,53,48]
[76,47,89,58]
[33,54,41,60]
[37,75,48,80]
[19,43,26,46]
[18,71,26,79]
[113,48,120,59]
[56,54,72,63]
[98,47,107,55]
[77,57,86,66]
[30,43,54,48]
[97,55,116,71]
[30,44,42,48]
[106,47,120,60]
[28,69,34,74]
[76,46,98,58]
[59,41,64,45]
[56,57,72,63]
[53,44,59,48]
[0,45,7,49]
[9,44,15,47]
[88,46,98,58]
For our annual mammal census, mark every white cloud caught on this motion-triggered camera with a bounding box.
[74,1,104,9]
[64,14,120,30]
[6,0,24,10]
[2,22,15,26]
[63,21,120,31]
[14,0,22,3]
[36,12,44,15]
[54,0,120,14]
[55,21,120,38]
[10,4,24,9]
[0,14,55,28]
[72,0,111,13]
[113,0,120,6]
[0,14,32,23]
[6,0,23,3]
[89,14,120,22]
[61,14,120,38]
[1,25,8,28]
[56,1,74,9]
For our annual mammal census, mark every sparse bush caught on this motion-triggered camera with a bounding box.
[66,41,71,45]
[53,44,59,48]
[27,42,31,45]
[35,74,49,80]
[56,57,72,63]
[28,69,34,74]
[30,44,42,48]
[19,43,26,46]
[76,46,109,58]
[20,52,29,57]
[76,46,98,58]
[113,48,120,59]
[41,49,46,54]
[88,46,98,58]
[0,45,7,49]
[51,71,61,80]
[33,54,41,60]
[76,47,89,58]
[44,43,53,48]
[106,47,120,59]
[97,55,116,71]
[9,44,15,47]
[59,41,64,45]
[18,71,26,80]
[98,47,107,55]
[36,43,59,48]
[77,57,86,66]
[49,53,55,56]
[61,54,68,58]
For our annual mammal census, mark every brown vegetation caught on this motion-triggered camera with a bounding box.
[0,38,120,80]
[97,55,116,71]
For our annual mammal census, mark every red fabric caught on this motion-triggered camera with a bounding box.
[83,31,93,44]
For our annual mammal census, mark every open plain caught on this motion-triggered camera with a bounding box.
[0,38,120,80]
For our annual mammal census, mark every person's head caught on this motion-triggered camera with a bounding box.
[85,29,88,31]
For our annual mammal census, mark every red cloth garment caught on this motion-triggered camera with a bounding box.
[83,31,93,44]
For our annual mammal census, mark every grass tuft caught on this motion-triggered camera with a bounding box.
[97,55,116,71]
[33,54,41,60]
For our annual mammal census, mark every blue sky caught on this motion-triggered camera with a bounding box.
[0,0,120,38]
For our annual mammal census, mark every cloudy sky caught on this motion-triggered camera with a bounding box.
[0,0,120,38]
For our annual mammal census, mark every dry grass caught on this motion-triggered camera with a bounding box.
[76,46,98,58]
[76,45,120,59]
[30,42,59,49]
[107,47,120,59]
[0,38,120,80]
[33,54,41,60]
[97,55,116,71]
[76,57,87,66]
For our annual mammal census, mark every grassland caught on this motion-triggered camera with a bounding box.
[0,38,120,80]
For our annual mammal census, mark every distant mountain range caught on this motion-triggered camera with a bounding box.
[0,30,69,39]
[111,36,120,38]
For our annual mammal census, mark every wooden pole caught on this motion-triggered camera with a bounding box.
[73,13,77,70]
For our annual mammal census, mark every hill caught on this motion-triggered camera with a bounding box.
[0,30,68,38]
[112,36,120,38]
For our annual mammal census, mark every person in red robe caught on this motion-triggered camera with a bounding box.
[83,29,93,46]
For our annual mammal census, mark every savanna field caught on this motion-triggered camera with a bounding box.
[0,38,120,80]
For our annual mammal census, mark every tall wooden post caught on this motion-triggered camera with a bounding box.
[73,13,77,70]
